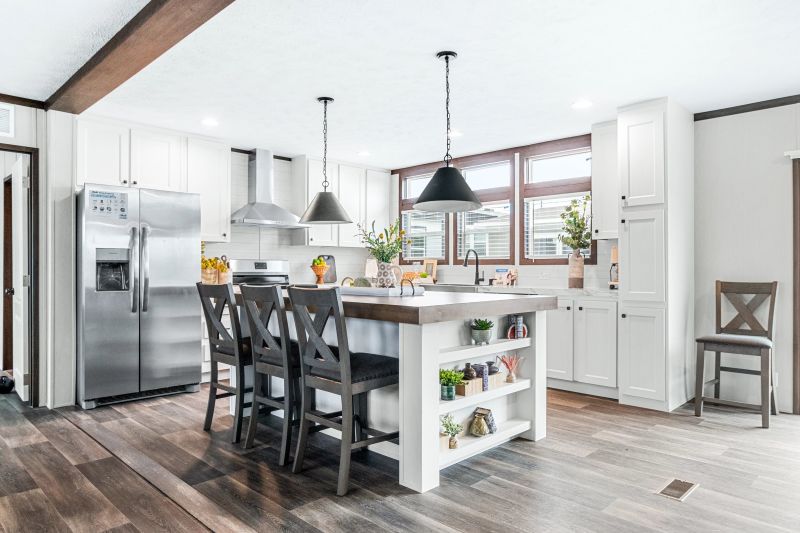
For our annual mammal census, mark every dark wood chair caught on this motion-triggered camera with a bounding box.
[240,284,301,464]
[695,281,779,428]
[197,282,253,443]
[288,285,399,496]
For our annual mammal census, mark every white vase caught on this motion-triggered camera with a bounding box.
[375,262,402,288]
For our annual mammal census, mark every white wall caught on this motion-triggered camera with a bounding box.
[205,152,370,281]
[0,104,38,148]
[695,104,799,412]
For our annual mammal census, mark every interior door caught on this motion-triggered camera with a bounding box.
[11,156,29,401]
[139,189,201,391]
[546,298,574,380]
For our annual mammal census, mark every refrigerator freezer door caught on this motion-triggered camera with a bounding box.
[138,189,201,391]
[77,185,141,402]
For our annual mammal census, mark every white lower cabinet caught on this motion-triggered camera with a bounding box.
[573,300,617,387]
[546,299,574,380]
[618,304,665,401]
[547,298,617,395]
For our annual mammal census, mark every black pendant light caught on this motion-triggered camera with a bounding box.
[300,97,352,224]
[414,51,481,213]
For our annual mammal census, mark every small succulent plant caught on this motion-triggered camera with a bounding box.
[471,318,494,331]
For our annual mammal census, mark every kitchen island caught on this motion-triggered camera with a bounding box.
[234,288,557,493]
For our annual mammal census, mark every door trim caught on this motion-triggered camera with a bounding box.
[0,142,39,407]
[793,159,800,414]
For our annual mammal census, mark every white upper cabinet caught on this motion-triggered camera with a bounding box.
[76,119,130,187]
[590,121,619,239]
[130,128,186,191]
[366,169,394,234]
[305,158,340,246]
[187,138,231,242]
[573,299,617,388]
[618,304,665,401]
[546,298,574,381]
[618,105,665,207]
[337,164,366,247]
[619,209,665,302]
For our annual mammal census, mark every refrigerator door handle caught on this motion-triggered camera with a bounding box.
[142,224,151,312]
[130,226,139,313]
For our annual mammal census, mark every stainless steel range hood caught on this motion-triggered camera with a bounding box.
[230,149,307,228]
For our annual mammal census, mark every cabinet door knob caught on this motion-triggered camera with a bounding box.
[621,195,626,200]
[566,306,571,310]
[621,313,627,318]
[594,229,599,234]
[222,233,227,237]
[621,219,626,224]
[132,180,138,185]
[578,306,583,311]
[122,180,128,184]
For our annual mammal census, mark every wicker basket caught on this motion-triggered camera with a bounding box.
[201,268,230,285]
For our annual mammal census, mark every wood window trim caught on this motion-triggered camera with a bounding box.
[519,135,595,266]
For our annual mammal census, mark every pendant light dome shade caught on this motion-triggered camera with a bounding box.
[413,166,481,212]
[300,96,352,224]
[300,191,352,224]
[414,50,481,213]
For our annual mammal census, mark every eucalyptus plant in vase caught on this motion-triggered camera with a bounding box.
[558,195,592,288]
[357,219,410,288]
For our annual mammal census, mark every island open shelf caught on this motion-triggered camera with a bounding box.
[439,419,532,468]
[438,378,531,414]
[439,337,532,364]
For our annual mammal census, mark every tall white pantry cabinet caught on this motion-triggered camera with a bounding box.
[617,98,694,412]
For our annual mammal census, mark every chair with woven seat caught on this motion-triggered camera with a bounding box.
[695,281,778,428]
[197,282,253,443]
[240,284,302,464]
[288,285,399,496]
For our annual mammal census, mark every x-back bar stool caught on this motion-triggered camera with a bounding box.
[288,285,399,496]
[695,281,778,428]
[240,284,301,464]
[197,282,253,443]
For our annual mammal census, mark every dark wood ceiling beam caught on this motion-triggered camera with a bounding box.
[45,0,234,114]
[0,93,47,109]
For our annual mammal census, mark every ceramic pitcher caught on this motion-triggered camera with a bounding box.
[375,262,402,288]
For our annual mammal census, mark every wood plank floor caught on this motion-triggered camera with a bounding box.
[1,387,799,532]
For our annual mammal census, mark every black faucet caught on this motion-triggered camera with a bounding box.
[463,249,484,285]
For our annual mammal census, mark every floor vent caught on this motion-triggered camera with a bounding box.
[658,479,698,501]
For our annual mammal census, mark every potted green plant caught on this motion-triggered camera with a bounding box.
[439,368,464,401]
[440,413,463,449]
[357,219,411,288]
[558,194,592,288]
[470,318,494,345]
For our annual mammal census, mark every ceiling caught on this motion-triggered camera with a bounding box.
[0,0,147,101]
[42,1,800,169]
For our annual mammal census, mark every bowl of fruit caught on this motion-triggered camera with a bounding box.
[310,257,329,285]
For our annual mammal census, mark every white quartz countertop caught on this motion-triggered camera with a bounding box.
[425,284,618,299]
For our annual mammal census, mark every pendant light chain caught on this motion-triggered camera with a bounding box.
[322,99,329,192]
[444,54,452,167]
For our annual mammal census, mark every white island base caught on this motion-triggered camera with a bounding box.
[230,291,553,493]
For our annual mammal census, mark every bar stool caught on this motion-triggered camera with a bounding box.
[695,281,778,428]
[288,285,399,496]
[197,282,253,443]
[240,284,302,464]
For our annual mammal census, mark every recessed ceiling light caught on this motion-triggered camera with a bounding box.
[358,150,370,157]
[449,128,463,137]
[201,117,219,127]
[571,99,593,110]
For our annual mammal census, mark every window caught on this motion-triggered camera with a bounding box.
[400,210,446,260]
[520,137,595,265]
[523,194,591,260]
[457,201,512,260]
[402,173,433,199]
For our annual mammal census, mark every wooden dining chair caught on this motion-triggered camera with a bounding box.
[695,281,778,428]
[288,285,399,496]
[197,282,253,443]
[240,284,301,465]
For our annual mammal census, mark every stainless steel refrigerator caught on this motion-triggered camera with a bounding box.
[77,184,201,409]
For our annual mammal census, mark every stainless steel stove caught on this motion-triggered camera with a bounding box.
[229,259,290,287]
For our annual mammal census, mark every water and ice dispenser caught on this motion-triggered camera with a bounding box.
[95,248,130,292]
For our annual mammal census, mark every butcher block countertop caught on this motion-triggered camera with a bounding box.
[233,286,557,325]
